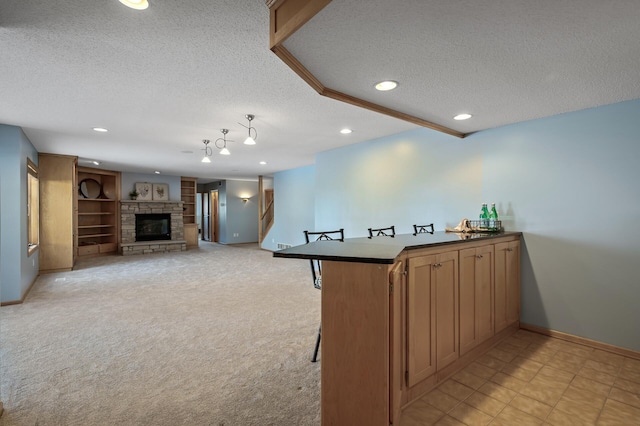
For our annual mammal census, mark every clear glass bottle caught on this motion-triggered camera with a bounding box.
[488,203,498,230]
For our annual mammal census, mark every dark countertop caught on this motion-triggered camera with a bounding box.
[273,231,522,264]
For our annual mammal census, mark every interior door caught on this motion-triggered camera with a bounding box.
[200,191,211,241]
[210,190,219,243]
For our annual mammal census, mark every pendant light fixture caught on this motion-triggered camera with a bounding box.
[215,129,232,155]
[201,139,212,163]
[239,114,257,145]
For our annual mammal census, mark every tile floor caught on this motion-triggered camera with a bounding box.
[399,330,640,425]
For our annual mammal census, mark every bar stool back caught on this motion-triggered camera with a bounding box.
[368,225,395,238]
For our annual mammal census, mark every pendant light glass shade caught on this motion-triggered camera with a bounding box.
[201,139,212,163]
[119,0,149,10]
[240,114,257,145]
[215,129,232,155]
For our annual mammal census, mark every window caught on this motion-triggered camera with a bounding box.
[27,158,39,255]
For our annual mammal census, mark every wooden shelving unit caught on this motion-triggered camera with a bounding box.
[77,166,121,257]
[39,153,77,273]
[181,177,198,247]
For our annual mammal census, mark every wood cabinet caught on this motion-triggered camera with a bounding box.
[76,167,120,257]
[494,240,521,332]
[274,232,521,425]
[181,177,198,247]
[322,260,396,426]
[459,245,495,355]
[406,250,459,387]
[39,153,77,273]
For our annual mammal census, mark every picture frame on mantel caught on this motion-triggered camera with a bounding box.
[135,182,152,201]
[153,183,169,201]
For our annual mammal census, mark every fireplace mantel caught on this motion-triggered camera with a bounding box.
[120,201,186,255]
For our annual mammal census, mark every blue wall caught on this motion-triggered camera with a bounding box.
[264,99,640,352]
[121,172,181,202]
[261,165,316,251]
[220,180,259,244]
[0,124,40,303]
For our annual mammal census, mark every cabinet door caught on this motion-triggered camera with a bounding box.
[407,255,436,386]
[39,154,76,272]
[435,251,459,369]
[459,246,494,355]
[495,240,521,332]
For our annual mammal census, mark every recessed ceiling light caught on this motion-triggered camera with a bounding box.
[375,80,398,91]
[118,0,149,10]
[453,113,473,121]
[92,161,101,166]
[340,128,352,134]
[154,171,160,174]
[93,127,108,132]
[181,150,194,154]
[259,161,267,165]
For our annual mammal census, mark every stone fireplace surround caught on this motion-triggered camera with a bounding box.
[120,201,186,255]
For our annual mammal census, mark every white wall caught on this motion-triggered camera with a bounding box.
[265,99,640,352]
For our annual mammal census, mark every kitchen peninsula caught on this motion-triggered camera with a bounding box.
[274,231,522,425]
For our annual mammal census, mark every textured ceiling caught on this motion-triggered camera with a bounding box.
[1,0,639,181]
[285,0,640,135]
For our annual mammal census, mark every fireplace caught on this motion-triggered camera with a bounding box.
[136,213,171,241]
[121,201,186,255]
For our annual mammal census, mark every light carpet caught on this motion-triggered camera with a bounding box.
[0,242,321,425]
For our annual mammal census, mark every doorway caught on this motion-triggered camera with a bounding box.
[199,190,219,242]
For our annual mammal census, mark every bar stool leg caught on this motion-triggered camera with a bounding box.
[312,324,321,362]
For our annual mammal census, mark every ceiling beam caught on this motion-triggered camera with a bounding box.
[268,0,465,138]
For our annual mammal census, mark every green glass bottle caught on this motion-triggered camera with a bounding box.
[488,203,498,230]
[479,203,489,228]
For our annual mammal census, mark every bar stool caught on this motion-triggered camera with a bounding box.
[413,223,434,235]
[368,225,395,238]
[303,228,345,362]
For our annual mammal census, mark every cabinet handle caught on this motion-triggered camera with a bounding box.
[506,248,513,252]
[432,262,442,269]
[476,254,483,259]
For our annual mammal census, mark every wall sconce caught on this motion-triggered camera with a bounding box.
[240,194,251,203]
[242,197,249,203]
[239,114,257,145]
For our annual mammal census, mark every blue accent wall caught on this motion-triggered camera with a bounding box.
[261,165,316,251]
[220,180,259,244]
[265,99,640,351]
[121,172,181,202]
[0,124,40,303]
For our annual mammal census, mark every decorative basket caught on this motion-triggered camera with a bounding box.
[469,220,503,232]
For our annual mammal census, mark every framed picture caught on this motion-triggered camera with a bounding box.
[153,183,169,201]
[135,182,153,201]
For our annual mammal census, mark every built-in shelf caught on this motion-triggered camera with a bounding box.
[181,177,198,248]
[76,166,120,257]
[78,233,115,239]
